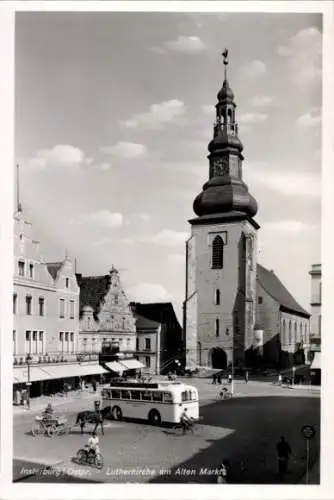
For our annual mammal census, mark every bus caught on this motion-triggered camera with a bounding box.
[100,380,199,425]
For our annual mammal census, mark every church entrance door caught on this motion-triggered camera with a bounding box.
[210,347,227,369]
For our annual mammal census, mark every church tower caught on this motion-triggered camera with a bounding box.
[184,50,259,371]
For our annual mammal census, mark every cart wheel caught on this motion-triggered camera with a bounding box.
[76,449,86,465]
[32,422,43,437]
[47,424,57,438]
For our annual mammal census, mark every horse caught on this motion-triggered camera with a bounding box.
[75,409,107,435]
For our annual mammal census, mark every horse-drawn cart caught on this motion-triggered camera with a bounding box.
[32,415,69,437]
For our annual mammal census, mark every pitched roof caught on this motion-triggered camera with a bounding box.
[130,302,181,328]
[257,264,310,318]
[76,274,111,317]
[135,313,161,330]
[46,262,63,280]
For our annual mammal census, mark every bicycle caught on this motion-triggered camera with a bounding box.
[172,417,202,435]
[216,387,233,401]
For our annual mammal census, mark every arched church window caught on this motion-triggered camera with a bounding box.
[215,318,220,337]
[215,289,221,305]
[294,323,297,344]
[288,321,292,344]
[212,236,224,269]
[282,320,286,343]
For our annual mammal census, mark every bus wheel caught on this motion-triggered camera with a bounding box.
[148,409,161,425]
[112,406,123,421]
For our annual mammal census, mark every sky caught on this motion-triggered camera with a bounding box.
[15,11,322,323]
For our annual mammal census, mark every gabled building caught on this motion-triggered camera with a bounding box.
[77,266,137,355]
[130,302,183,374]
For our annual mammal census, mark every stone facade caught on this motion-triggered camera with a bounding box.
[185,220,257,369]
[13,213,80,360]
[78,268,137,354]
[134,314,161,374]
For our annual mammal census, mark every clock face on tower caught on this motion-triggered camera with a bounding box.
[213,158,229,177]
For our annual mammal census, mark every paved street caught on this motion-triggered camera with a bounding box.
[13,379,320,484]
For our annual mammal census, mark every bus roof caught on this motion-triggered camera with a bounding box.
[105,381,194,390]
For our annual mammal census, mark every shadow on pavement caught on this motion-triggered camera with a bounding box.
[149,395,320,484]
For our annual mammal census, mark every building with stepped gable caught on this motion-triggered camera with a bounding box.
[77,266,137,355]
[183,51,310,371]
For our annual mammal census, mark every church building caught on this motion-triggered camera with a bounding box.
[184,51,310,371]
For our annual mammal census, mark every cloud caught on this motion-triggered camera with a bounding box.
[201,104,214,115]
[93,162,112,171]
[121,99,186,130]
[277,27,321,85]
[121,238,135,245]
[167,253,185,266]
[138,213,151,222]
[248,169,321,199]
[250,96,274,107]
[239,113,268,124]
[149,229,188,246]
[297,108,321,128]
[28,144,85,168]
[91,237,113,247]
[74,210,123,228]
[164,36,206,54]
[240,60,267,78]
[101,142,147,159]
[262,220,314,233]
[127,283,173,302]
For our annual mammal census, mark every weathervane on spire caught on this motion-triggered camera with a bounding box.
[222,48,229,80]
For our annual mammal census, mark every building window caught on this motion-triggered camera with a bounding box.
[29,263,34,279]
[215,318,220,337]
[66,278,69,288]
[294,323,297,344]
[59,299,65,318]
[288,321,292,344]
[26,331,30,341]
[215,289,220,305]
[65,332,69,342]
[83,338,87,352]
[136,338,139,350]
[13,294,17,314]
[300,323,303,343]
[32,331,37,353]
[115,295,119,305]
[39,331,44,353]
[26,296,32,315]
[25,330,31,353]
[87,317,91,328]
[258,296,263,305]
[145,338,151,350]
[70,332,74,342]
[145,356,151,368]
[212,235,224,269]
[282,320,286,344]
[122,317,125,330]
[69,300,75,319]
[39,297,44,316]
[18,261,25,276]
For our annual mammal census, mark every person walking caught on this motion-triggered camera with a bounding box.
[217,373,222,385]
[212,373,217,384]
[244,370,249,384]
[278,373,282,386]
[92,380,97,392]
[93,400,104,436]
[276,436,292,481]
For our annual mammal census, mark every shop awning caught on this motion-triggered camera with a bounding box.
[119,359,145,370]
[80,363,108,376]
[104,361,125,374]
[13,363,107,383]
[311,352,321,370]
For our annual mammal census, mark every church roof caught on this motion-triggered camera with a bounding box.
[130,302,181,328]
[76,274,111,317]
[46,262,63,280]
[257,264,310,318]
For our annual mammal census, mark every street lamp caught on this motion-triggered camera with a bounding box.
[26,354,32,410]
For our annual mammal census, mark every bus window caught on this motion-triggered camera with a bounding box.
[122,390,131,399]
[163,392,173,403]
[131,390,141,400]
[102,389,111,400]
[152,391,163,402]
[112,389,121,399]
[141,391,152,401]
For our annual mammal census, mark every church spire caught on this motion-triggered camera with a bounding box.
[193,50,258,219]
